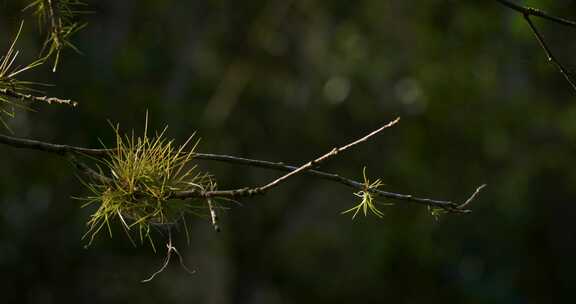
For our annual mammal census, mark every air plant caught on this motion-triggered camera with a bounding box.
[341,167,391,219]
[81,117,214,250]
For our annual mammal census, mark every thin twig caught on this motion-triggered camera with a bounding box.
[169,184,481,212]
[457,184,487,209]
[0,133,106,155]
[496,0,576,28]
[0,88,78,107]
[257,117,400,193]
[496,0,576,92]
[522,15,576,91]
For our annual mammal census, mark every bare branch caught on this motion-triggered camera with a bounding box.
[0,133,107,155]
[256,117,401,193]
[522,14,576,92]
[173,118,402,200]
[496,0,576,28]
[0,88,78,107]
[496,0,576,92]
[457,184,487,209]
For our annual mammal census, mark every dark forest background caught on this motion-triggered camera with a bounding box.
[1,0,576,303]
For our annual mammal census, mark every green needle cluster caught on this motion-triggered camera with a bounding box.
[82,119,213,250]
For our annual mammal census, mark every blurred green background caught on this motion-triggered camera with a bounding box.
[1,0,576,303]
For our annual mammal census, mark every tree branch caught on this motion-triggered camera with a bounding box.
[496,0,576,92]
[496,0,576,28]
[522,14,576,91]
[0,132,104,155]
[255,117,400,193]
[0,88,78,107]
[0,122,483,212]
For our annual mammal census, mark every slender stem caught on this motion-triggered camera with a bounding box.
[496,0,576,92]
[522,15,576,91]
[496,0,576,27]
[0,133,105,155]
[0,88,78,107]
[257,117,400,194]
[457,184,486,209]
